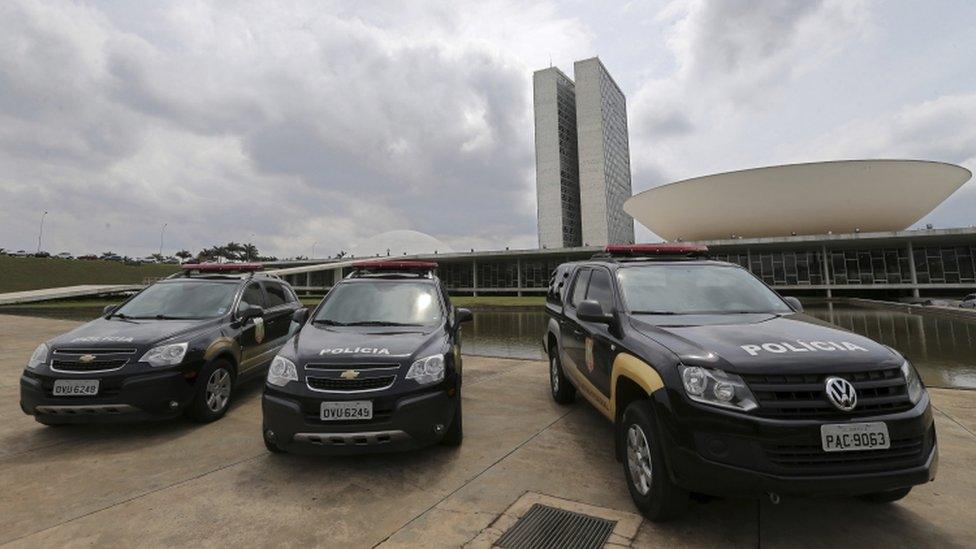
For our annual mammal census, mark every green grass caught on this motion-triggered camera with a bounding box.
[0,256,179,293]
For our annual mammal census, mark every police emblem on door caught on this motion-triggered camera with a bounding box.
[585,337,595,373]
[254,317,265,345]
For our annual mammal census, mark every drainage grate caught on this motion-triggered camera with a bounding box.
[495,504,616,549]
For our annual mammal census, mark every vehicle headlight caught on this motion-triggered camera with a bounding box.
[27,343,49,370]
[900,360,924,405]
[139,342,188,367]
[678,365,757,411]
[267,356,298,387]
[406,354,445,385]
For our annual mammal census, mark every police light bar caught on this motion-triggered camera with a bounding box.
[180,263,265,272]
[352,260,438,271]
[604,244,709,256]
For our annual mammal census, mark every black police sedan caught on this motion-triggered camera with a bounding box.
[21,264,302,424]
[262,260,471,454]
[544,245,936,521]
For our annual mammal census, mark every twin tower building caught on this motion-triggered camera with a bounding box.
[534,57,635,249]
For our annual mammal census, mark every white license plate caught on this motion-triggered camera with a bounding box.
[52,379,100,397]
[821,422,890,452]
[320,401,372,421]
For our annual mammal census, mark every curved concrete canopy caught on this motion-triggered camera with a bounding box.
[349,230,454,258]
[623,160,972,241]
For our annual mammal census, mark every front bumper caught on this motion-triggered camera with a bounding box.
[655,389,938,498]
[20,369,197,424]
[262,386,457,455]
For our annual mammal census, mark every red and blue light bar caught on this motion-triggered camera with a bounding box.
[181,262,265,272]
[604,244,709,256]
[352,260,438,271]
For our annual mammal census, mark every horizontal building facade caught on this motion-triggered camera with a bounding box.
[273,227,976,299]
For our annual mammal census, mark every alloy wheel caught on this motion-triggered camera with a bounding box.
[550,356,559,395]
[626,424,653,495]
[205,368,232,412]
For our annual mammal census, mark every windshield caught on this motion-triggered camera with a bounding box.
[313,281,442,326]
[113,281,238,319]
[616,265,792,315]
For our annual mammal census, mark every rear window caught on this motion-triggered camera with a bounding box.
[264,282,289,307]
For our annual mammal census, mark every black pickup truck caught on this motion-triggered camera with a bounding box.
[543,244,936,521]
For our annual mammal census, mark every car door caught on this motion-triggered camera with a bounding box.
[260,280,297,350]
[561,268,591,375]
[578,267,618,397]
[236,281,268,373]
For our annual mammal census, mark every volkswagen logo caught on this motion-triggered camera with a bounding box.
[824,376,857,411]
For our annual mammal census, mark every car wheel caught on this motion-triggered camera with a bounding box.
[549,348,576,404]
[440,388,463,446]
[188,360,235,423]
[857,487,912,503]
[621,400,689,521]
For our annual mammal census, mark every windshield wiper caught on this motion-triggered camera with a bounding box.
[345,320,420,326]
[312,319,348,326]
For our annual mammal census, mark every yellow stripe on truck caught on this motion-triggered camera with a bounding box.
[609,353,665,421]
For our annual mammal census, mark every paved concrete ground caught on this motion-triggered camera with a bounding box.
[1,315,975,548]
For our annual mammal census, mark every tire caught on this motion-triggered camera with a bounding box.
[35,418,65,427]
[548,347,576,404]
[188,360,235,423]
[440,388,463,447]
[857,487,912,503]
[620,400,689,521]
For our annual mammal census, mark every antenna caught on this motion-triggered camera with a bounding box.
[549,53,552,67]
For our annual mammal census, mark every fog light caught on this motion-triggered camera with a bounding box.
[265,429,277,442]
[433,424,445,434]
[168,400,179,409]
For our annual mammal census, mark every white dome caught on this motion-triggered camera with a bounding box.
[349,230,453,258]
[624,160,971,241]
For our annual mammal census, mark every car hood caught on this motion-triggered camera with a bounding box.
[48,317,220,349]
[289,323,447,366]
[629,312,901,374]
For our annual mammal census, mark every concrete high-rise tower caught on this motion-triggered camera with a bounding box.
[533,57,634,249]
[533,67,582,249]
[574,57,635,246]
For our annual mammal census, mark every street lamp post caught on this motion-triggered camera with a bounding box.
[37,211,48,253]
[248,233,255,262]
[158,223,168,256]
[311,241,318,259]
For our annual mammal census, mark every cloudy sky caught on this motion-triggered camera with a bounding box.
[2,0,974,258]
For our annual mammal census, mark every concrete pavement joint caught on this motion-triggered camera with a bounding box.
[933,405,976,440]
[373,407,577,547]
[2,451,268,546]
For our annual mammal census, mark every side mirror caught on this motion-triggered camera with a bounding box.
[783,296,803,313]
[238,303,263,321]
[456,308,473,323]
[103,304,117,316]
[292,307,309,325]
[577,300,613,324]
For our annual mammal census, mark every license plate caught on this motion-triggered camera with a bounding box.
[52,379,99,397]
[821,422,890,452]
[320,401,372,421]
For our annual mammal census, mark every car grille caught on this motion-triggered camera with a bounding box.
[765,434,928,474]
[742,367,913,419]
[306,375,396,392]
[50,348,136,372]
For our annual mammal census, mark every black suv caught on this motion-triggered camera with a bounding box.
[20,264,302,424]
[544,245,936,520]
[262,260,471,454]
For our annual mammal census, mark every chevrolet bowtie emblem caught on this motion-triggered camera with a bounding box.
[79,354,96,363]
[340,370,360,380]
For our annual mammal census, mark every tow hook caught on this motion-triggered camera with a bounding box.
[768,492,781,505]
